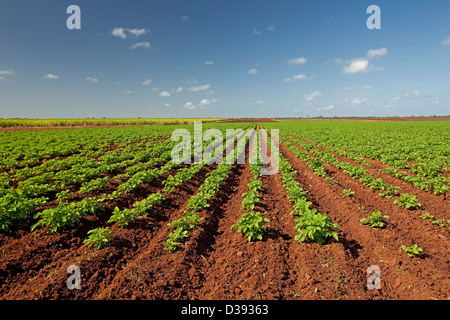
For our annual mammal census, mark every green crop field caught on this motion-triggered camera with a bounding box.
[0,118,224,128]
[1,120,449,300]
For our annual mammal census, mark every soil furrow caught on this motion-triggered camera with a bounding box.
[0,165,215,299]
[282,132,449,218]
[277,139,450,299]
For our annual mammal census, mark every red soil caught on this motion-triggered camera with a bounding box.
[0,130,448,300]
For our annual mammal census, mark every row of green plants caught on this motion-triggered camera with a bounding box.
[0,125,176,169]
[107,164,204,227]
[164,126,254,252]
[274,122,449,195]
[0,141,177,232]
[280,137,327,177]
[10,160,177,234]
[282,134,425,211]
[379,167,448,196]
[292,134,373,167]
[164,163,232,252]
[285,131,448,196]
[278,154,339,244]
[420,212,450,232]
[232,140,269,242]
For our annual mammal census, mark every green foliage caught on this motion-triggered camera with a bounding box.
[278,156,339,245]
[32,203,80,234]
[368,178,387,191]
[163,164,203,193]
[379,185,399,198]
[165,212,204,252]
[187,193,210,211]
[308,158,326,177]
[108,207,137,227]
[343,166,367,179]
[165,227,189,252]
[394,194,421,210]
[341,189,355,197]
[294,212,339,245]
[1,190,47,232]
[401,244,423,258]
[165,162,232,252]
[360,210,389,228]
[32,197,103,234]
[232,211,269,241]
[84,227,114,249]
[168,211,204,230]
[241,191,260,211]
[431,219,450,231]
[79,176,108,194]
[132,192,166,216]
[420,212,434,220]
[55,189,72,201]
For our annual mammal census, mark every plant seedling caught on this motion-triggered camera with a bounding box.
[360,210,389,228]
[401,244,423,258]
[342,189,355,197]
[84,227,114,249]
[394,194,421,210]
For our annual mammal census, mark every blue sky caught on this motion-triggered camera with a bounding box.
[0,0,450,118]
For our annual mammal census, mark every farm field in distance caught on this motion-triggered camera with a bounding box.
[0,118,225,129]
[0,119,449,300]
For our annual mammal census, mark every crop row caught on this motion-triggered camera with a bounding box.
[163,126,254,252]
[277,153,339,244]
[232,131,268,242]
[285,132,449,196]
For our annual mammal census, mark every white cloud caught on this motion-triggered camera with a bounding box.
[0,69,15,76]
[159,90,171,97]
[283,73,307,82]
[288,57,307,65]
[164,103,170,107]
[151,87,160,91]
[127,28,147,37]
[343,85,372,91]
[176,86,183,93]
[43,73,58,80]
[343,59,370,74]
[324,105,335,110]
[186,84,210,92]
[342,47,387,74]
[256,100,264,104]
[266,24,274,32]
[403,90,420,98]
[323,58,343,66]
[366,47,388,58]
[112,27,127,39]
[205,60,214,65]
[442,36,450,45]
[389,90,421,103]
[126,90,131,94]
[199,98,218,106]
[0,76,4,80]
[253,29,261,35]
[131,41,150,49]
[181,16,190,22]
[184,101,197,110]
[303,91,322,101]
[347,97,368,106]
[86,77,98,83]
[248,68,258,75]
[142,79,152,86]
[112,27,147,39]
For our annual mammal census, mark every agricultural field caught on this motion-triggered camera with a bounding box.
[0,118,224,129]
[0,120,449,300]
